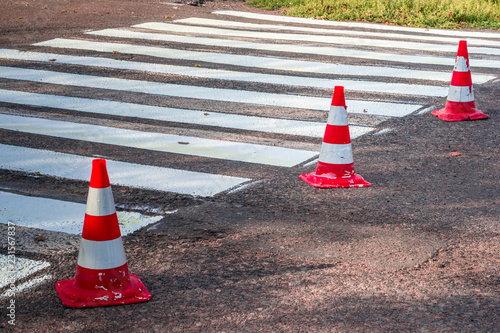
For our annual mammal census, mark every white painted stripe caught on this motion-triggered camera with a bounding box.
[0,274,52,299]
[0,114,317,167]
[318,142,354,165]
[174,17,500,48]
[0,66,422,117]
[0,49,448,97]
[303,158,319,168]
[214,11,500,39]
[35,39,496,83]
[86,187,116,216]
[224,179,265,195]
[85,29,500,69]
[447,85,474,102]
[77,237,127,270]
[0,144,251,196]
[0,255,50,289]
[454,56,470,72]
[0,89,371,139]
[134,22,500,56]
[0,191,163,235]
[327,106,348,126]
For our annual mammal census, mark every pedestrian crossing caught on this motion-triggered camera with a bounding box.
[0,49,452,96]
[0,114,318,167]
[132,21,500,56]
[174,17,500,48]
[0,144,252,196]
[0,66,422,115]
[0,191,163,235]
[82,27,500,68]
[0,11,499,262]
[214,10,500,39]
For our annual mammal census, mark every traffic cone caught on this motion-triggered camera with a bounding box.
[431,40,489,121]
[300,86,371,188]
[56,159,151,308]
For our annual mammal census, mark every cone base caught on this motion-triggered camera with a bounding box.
[432,101,489,122]
[300,172,371,188]
[56,274,151,308]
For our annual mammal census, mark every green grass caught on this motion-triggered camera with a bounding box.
[247,0,500,30]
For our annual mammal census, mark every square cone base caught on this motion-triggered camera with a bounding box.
[56,274,151,308]
[431,108,490,121]
[300,172,371,188]
[431,101,489,122]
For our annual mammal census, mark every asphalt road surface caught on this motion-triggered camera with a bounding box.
[0,0,499,331]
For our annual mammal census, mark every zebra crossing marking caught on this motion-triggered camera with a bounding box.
[173,17,500,48]
[133,22,500,56]
[0,191,163,236]
[0,273,52,299]
[0,49,449,97]
[0,113,319,167]
[0,66,423,116]
[214,10,500,39]
[0,89,358,138]
[0,255,50,289]
[0,144,251,196]
[85,29,500,69]
[34,39,496,82]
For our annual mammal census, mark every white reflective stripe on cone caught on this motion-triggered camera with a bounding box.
[447,85,474,102]
[327,106,348,126]
[85,187,116,216]
[454,56,469,72]
[318,143,354,165]
[77,237,127,270]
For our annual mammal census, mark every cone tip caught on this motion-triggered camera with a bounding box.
[331,86,346,108]
[457,40,469,58]
[89,159,111,188]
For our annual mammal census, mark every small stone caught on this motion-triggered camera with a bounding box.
[34,235,46,243]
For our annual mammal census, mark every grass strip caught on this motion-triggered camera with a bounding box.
[247,0,500,29]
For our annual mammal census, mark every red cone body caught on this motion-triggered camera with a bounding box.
[300,86,371,188]
[432,40,489,121]
[56,159,151,308]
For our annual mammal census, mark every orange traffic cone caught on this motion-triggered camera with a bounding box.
[300,86,371,188]
[432,40,489,121]
[56,159,151,308]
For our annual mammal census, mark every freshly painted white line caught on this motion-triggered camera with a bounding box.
[0,274,52,299]
[174,17,500,48]
[0,66,423,117]
[416,106,436,115]
[225,179,265,195]
[0,144,251,196]
[35,39,496,83]
[0,89,374,138]
[85,29,500,69]
[302,158,319,167]
[0,191,162,235]
[159,2,184,5]
[0,49,449,97]
[372,128,394,136]
[214,11,500,39]
[0,255,50,289]
[134,22,500,56]
[0,114,318,167]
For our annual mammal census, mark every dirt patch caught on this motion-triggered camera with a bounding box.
[150,201,445,271]
[0,224,80,256]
